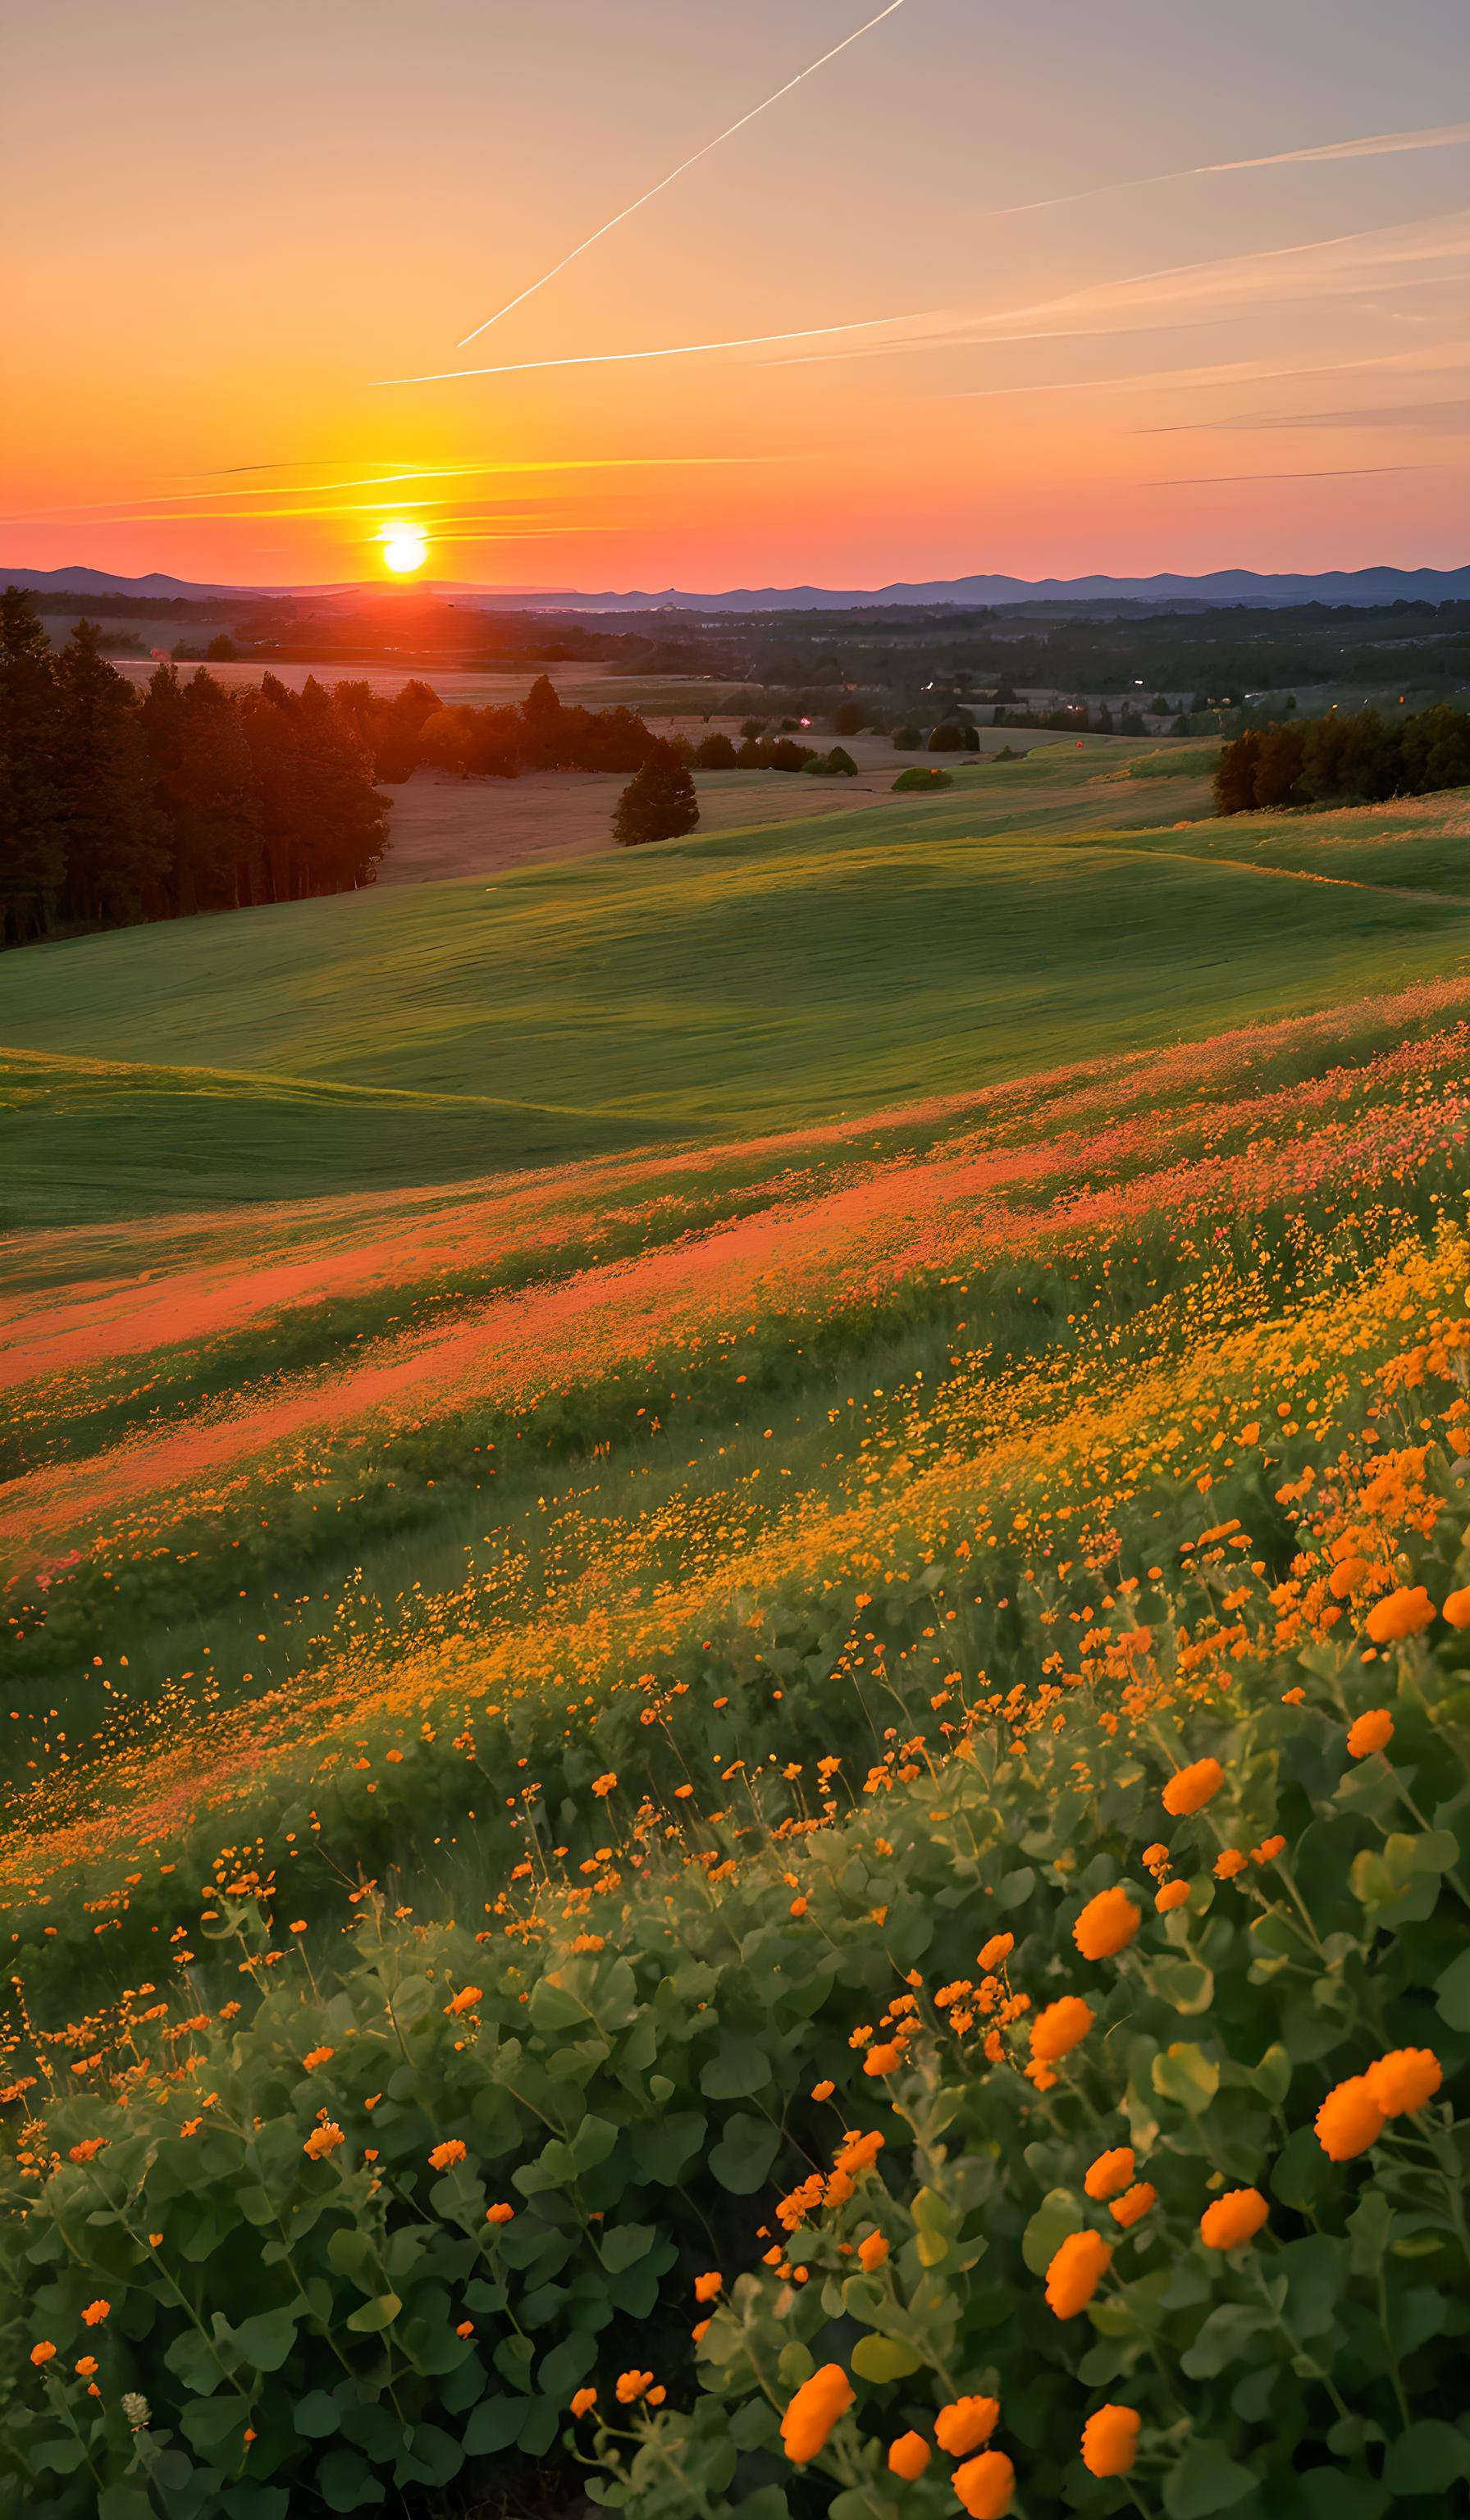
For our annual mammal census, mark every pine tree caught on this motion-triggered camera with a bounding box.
[52,620,166,927]
[612,746,700,847]
[143,664,261,913]
[0,587,63,945]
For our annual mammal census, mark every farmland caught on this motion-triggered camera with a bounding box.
[3,749,1470,2517]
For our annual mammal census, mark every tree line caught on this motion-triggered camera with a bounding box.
[1,591,390,947]
[0,600,692,948]
[1213,701,1470,816]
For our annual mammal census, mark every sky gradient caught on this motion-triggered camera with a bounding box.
[4,0,1469,591]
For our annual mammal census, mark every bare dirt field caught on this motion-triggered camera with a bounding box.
[376,760,902,885]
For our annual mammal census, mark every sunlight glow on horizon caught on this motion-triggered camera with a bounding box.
[379,523,430,575]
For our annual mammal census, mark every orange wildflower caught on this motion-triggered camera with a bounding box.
[1347,1709,1394,1758]
[591,1773,617,1797]
[1315,2076,1385,2159]
[1072,1888,1141,1961]
[570,2387,597,2417]
[693,2271,723,2303]
[1045,2229,1112,2317]
[1365,2048,1442,2117]
[1364,1586,1434,1643]
[862,2041,903,2078]
[858,2231,889,2271]
[1081,2404,1141,2477]
[1442,1586,1470,1628]
[1155,1879,1189,1912]
[1109,2182,1156,2230]
[1030,1996,1093,2063]
[888,2430,931,2478]
[29,2342,56,2367]
[780,2362,854,2464]
[428,2139,468,2171]
[486,2201,515,2224]
[1199,2189,1269,2249]
[1084,2147,1134,2201]
[1214,1850,1249,1881]
[301,2047,335,2071]
[936,2396,1000,2456]
[953,2449,1015,2517]
[1162,1758,1224,1816]
[75,2357,98,2379]
[811,2079,835,2102]
[444,1986,482,2017]
[977,1933,1014,1970]
[303,2121,344,2160]
[81,2300,110,2327]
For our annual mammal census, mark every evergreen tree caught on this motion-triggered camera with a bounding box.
[292,677,389,892]
[143,664,260,913]
[0,587,62,945]
[612,746,699,847]
[53,620,165,927]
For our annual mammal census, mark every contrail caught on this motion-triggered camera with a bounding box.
[374,310,937,388]
[454,0,908,349]
[999,119,1470,217]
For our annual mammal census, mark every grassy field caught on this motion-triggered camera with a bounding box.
[7,741,1470,1226]
[2,756,1470,2517]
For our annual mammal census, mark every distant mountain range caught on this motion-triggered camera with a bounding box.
[7,561,1470,614]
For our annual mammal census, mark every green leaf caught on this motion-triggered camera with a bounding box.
[221,2490,290,2520]
[293,2390,341,2440]
[1021,2189,1082,2276]
[996,1866,1034,1911]
[1152,1956,1215,2015]
[1297,2475,1387,2520]
[1163,2439,1258,2518]
[180,2392,254,2452]
[708,2112,782,2194]
[345,2291,402,2333]
[600,2221,655,2274]
[395,2422,464,2489]
[315,2449,386,2513]
[700,2039,773,2100]
[569,2112,618,2171]
[1251,2043,1292,2105]
[1388,1828,1460,1876]
[463,2395,527,2455]
[1346,2188,1394,2277]
[851,2334,924,2381]
[1153,2044,1219,2111]
[1382,2422,1470,2496]
[518,2397,560,2456]
[1180,2304,1270,2379]
[327,2228,378,2289]
[529,1975,588,2032]
[539,2330,597,2398]
[231,2304,301,2372]
[1435,1947,1470,2030]
[1271,2125,1331,2212]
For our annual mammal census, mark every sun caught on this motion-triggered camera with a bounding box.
[379,523,428,576]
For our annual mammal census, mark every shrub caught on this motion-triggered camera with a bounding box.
[612,748,699,847]
[892,765,952,792]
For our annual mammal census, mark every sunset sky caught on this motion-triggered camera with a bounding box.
[5,0,1469,592]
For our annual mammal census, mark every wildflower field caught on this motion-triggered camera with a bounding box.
[4,751,1470,2518]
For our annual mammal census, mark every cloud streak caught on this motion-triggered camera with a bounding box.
[1149,463,1422,486]
[374,311,939,390]
[1000,118,1470,217]
[453,0,907,348]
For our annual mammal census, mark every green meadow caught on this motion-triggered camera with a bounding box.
[4,744,1470,2518]
[6,741,1470,1226]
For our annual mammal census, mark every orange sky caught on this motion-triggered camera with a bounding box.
[4,0,1468,591]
